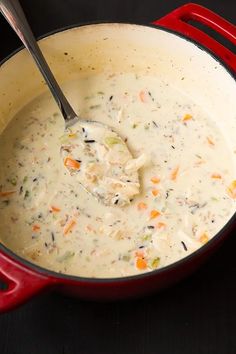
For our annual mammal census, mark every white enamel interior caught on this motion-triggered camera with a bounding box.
[0,24,236,140]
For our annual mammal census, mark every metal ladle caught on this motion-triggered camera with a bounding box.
[0,0,142,206]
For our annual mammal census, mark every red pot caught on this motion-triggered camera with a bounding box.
[0,3,235,312]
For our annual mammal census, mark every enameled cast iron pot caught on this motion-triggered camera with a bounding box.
[0,3,236,312]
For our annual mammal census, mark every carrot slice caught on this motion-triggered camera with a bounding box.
[150,210,161,219]
[137,202,147,210]
[182,113,192,122]
[139,90,146,103]
[151,177,160,184]
[50,206,61,212]
[199,233,209,244]
[170,166,179,181]
[207,137,215,146]
[136,257,147,270]
[63,219,76,235]
[156,222,166,230]
[152,189,159,197]
[227,180,236,199]
[64,157,81,170]
[32,224,41,232]
[0,191,16,197]
[211,174,222,179]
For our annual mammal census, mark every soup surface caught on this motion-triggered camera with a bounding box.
[0,72,235,278]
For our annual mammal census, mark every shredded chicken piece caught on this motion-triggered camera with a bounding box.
[61,122,145,206]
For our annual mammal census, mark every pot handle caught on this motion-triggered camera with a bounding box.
[152,3,236,72]
[0,251,52,312]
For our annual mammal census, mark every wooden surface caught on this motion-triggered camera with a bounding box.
[0,0,236,353]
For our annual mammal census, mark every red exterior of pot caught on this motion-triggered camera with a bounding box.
[0,3,236,313]
[0,221,233,313]
[152,3,236,72]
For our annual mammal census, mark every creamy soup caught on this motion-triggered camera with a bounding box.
[0,72,235,278]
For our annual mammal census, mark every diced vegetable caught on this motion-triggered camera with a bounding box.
[68,133,77,139]
[227,180,236,199]
[211,173,222,179]
[141,234,152,241]
[64,157,81,170]
[63,219,76,235]
[136,257,147,270]
[156,222,166,230]
[50,206,61,212]
[151,189,159,197]
[151,177,160,184]
[32,224,41,232]
[0,191,16,197]
[137,202,147,210]
[207,136,215,146]
[182,114,192,122]
[150,210,161,219]
[104,136,123,147]
[199,233,209,244]
[139,90,147,103]
[170,166,179,181]
[150,257,160,269]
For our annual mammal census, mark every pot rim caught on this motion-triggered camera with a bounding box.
[0,20,235,284]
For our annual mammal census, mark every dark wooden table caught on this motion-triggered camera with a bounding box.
[0,1,236,353]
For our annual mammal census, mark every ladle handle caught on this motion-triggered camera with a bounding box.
[0,0,78,126]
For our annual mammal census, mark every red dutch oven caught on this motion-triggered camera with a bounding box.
[0,3,236,312]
